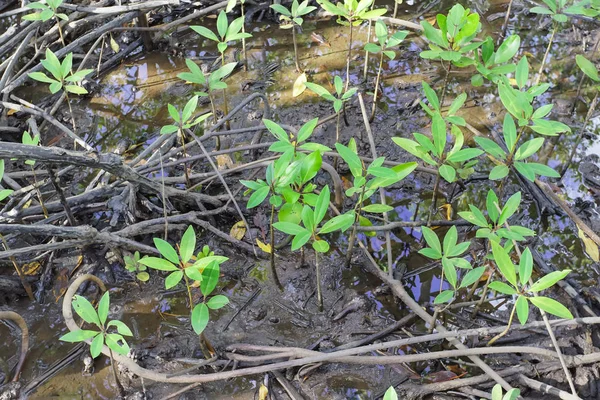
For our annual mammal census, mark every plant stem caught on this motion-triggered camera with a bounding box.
[179,129,191,187]
[159,149,168,240]
[108,346,126,397]
[315,249,323,312]
[487,301,517,346]
[363,13,374,81]
[439,63,451,108]
[270,204,283,290]
[64,94,78,140]
[30,165,49,218]
[292,25,301,72]
[241,2,248,72]
[572,34,600,113]
[220,53,230,130]
[183,273,194,312]
[535,22,557,86]
[334,110,341,170]
[346,185,367,266]
[426,170,441,226]
[393,0,398,18]
[55,17,66,46]
[369,52,384,121]
[208,93,220,149]
[345,21,353,91]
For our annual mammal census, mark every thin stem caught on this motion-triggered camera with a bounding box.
[498,0,514,44]
[292,25,301,72]
[270,204,283,290]
[241,2,248,72]
[393,1,398,18]
[535,23,557,86]
[220,52,230,130]
[346,184,367,266]
[179,129,191,187]
[55,17,66,46]
[426,170,441,226]
[315,249,323,312]
[30,165,48,218]
[369,52,384,121]
[487,301,517,346]
[439,63,451,108]
[159,149,168,240]
[345,22,353,91]
[363,18,374,81]
[471,269,494,318]
[65,94,77,140]
[572,34,600,113]
[561,92,598,177]
[183,273,194,312]
[108,346,126,397]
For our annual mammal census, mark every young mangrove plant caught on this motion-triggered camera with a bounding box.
[363,21,408,120]
[123,251,150,282]
[139,226,229,336]
[334,139,416,265]
[23,0,68,45]
[28,49,93,134]
[489,384,520,400]
[191,11,252,125]
[270,0,317,72]
[383,386,398,400]
[317,0,386,88]
[470,34,521,86]
[304,76,357,145]
[60,291,132,396]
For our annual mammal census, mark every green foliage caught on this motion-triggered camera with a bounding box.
[23,0,68,22]
[139,226,229,334]
[21,131,40,166]
[305,75,357,113]
[123,251,149,282]
[576,54,600,82]
[488,384,520,400]
[59,291,132,359]
[177,59,238,96]
[191,11,252,55]
[530,0,589,23]
[28,49,93,95]
[0,160,14,201]
[270,0,317,28]
[160,95,212,135]
[471,35,521,86]
[364,20,408,60]
[317,0,387,25]
[383,386,398,400]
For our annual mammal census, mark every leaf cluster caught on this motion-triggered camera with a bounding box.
[29,49,93,95]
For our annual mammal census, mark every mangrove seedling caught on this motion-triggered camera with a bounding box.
[191,11,252,125]
[28,49,93,133]
[123,251,150,282]
[486,242,572,345]
[364,21,408,120]
[334,139,416,265]
[139,226,229,335]
[489,384,520,400]
[60,291,132,396]
[304,76,357,144]
[470,34,521,86]
[419,225,485,304]
[0,160,13,202]
[23,0,68,45]
[317,0,386,88]
[270,0,317,71]
[383,386,398,400]
[273,185,337,311]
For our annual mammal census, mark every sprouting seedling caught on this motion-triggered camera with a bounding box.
[139,226,229,335]
[28,49,93,133]
[363,20,408,120]
[419,226,485,304]
[458,190,535,243]
[304,76,357,145]
[59,291,132,395]
[273,185,336,311]
[191,11,252,126]
[123,251,149,282]
[486,242,573,345]
[317,0,386,89]
[489,384,520,400]
[23,0,68,45]
[0,160,14,202]
[270,0,317,71]
[470,34,521,86]
[333,139,416,265]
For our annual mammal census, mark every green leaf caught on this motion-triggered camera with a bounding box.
[274,222,306,235]
[201,261,220,296]
[59,329,99,342]
[458,205,488,228]
[552,13,568,22]
[207,294,229,310]
[165,270,184,289]
[530,6,553,14]
[270,3,291,16]
[191,303,210,334]
[489,281,517,295]
[291,230,312,250]
[105,333,130,355]
[422,81,440,112]
[474,137,506,159]
[383,386,398,400]
[460,266,485,288]
[439,164,456,183]
[247,186,270,208]
[314,185,330,226]
[297,118,319,142]
[515,56,529,88]
[419,247,442,260]
[65,85,88,95]
[442,257,457,288]
[489,165,509,180]
[191,25,219,42]
[515,137,544,160]
[442,226,458,256]
[90,333,104,358]
[28,71,56,84]
[226,0,237,12]
[498,191,521,225]
[139,257,178,271]
[319,213,355,234]
[97,291,109,326]
[434,290,455,304]
[299,150,322,184]
[153,238,180,264]
[362,204,393,213]
[515,295,529,325]
[182,95,199,123]
[335,142,363,177]
[312,240,330,253]
[72,295,101,327]
[495,35,520,64]
[532,104,553,120]
[491,241,517,287]
[421,226,441,254]
[529,269,571,292]
[179,226,196,264]
[487,190,500,223]
[421,21,445,48]
[519,248,533,285]
[106,320,133,336]
[529,296,573,318]
[576,54,600,82]
[431,112,446,157]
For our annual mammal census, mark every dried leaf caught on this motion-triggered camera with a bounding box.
[22,261,41,275]
[215,154,234,170]
[7,109,17,116]
[439,204,453,220]
[578,228,599,262]
[230,221,246,240]
[258,384,269,400]
[293,72,307,97]
[110,34,120,53]
[256,239,272,254]
[422,370,458,384]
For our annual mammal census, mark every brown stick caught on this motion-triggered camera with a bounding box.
[0,311,29,382]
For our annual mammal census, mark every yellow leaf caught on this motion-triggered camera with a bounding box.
[230,221,246,240]
[7,109,17,116]
[215,154,234,170]
[439,204,453,220]
[578,228,599,262]
[110,34,120,53]
[292,72,307,97]
[256,239,272,254]
[258,384,268,400]
[22,261,41,275]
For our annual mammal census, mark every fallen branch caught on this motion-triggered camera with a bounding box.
[0,311,29,382]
